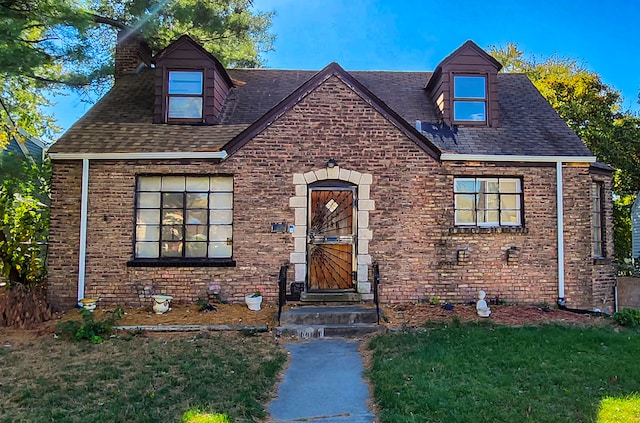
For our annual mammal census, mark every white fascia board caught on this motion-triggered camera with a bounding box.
[440,154,596,163]
[48,151,228,160]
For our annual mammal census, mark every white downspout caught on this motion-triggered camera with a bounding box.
[556,161,566,305]
[77,158,90,304]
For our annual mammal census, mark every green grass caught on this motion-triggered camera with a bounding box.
[367,324,640,423]
[598,394,640,422]
[0,332,286,423]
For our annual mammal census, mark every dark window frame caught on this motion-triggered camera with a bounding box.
[453,176,524,228]
[165,69,205,123]
[592,181,606,258]
[452,74,488,124]
[128,174,235,267]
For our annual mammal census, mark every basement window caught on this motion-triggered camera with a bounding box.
[167,71,203,120]
[453,75,486,122]
[454,177,522,227]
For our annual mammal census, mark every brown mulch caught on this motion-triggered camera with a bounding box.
[1,302,277,345]
[1,301,611,345]
[380,303,611,328]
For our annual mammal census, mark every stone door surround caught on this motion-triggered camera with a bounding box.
[289,166,374,297]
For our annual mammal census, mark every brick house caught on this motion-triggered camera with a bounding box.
[46,33,615,312]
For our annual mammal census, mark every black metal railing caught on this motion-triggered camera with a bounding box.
[277,264,289,324]
[373,262,380,324]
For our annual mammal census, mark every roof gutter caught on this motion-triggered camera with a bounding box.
[556,161,566,305]
[440,154,596,163]
[441,153,597,308]
[48,151,228,160]
[77,158,89,305]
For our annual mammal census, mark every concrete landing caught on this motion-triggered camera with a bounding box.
[268,339,376,423]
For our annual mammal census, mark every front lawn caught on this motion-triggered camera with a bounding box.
[367,324,640,423]
[0,332,286,422]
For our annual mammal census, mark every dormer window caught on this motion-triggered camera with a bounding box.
[453,75,486,122]
[154,35,234,124]
[167,71,203,120]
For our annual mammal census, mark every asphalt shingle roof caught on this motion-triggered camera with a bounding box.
[49,66,593,158]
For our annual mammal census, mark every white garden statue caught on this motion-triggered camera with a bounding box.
[476,290,491,317]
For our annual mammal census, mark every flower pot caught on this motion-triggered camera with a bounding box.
[79,298,97,312]
[245,295,262,311]
[152,295,173,314]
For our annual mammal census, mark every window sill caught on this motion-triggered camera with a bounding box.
[449,226,528,235]
[127,258,236,268]
[452,120,488,127]
[164,120,209,125]
[593,257,612,265]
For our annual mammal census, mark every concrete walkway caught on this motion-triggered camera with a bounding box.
[268,339,377,423]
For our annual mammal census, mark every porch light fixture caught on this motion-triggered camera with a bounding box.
[326,158,338,168]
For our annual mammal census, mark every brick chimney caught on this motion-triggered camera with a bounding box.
[115,29,152,80]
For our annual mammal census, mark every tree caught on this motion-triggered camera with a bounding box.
[0,153,50,286]
[490,43,640,263]
[0,0,274,143]
[0,0,93,144]
[89,0,275,68]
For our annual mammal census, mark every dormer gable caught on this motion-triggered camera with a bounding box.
[425,40,502,127]
[152,35,234,124]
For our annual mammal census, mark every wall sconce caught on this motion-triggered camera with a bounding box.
[456,248,470,266]
[326,158,338,168]
[506,246,521,266]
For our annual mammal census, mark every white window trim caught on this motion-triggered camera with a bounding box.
[453,176,523,227]
[166,70,205,121]
[452,74,487,122]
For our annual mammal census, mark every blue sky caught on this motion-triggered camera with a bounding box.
[50,0,640,137]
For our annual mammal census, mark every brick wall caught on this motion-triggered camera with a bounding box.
[428,162,561,305]
[590,171,616,312]
[46,75,614,311]
[47,162,83,309]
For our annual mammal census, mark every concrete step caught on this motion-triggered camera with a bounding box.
[279,306,379,325]
[300,292,362,302]
[275,324,385,338]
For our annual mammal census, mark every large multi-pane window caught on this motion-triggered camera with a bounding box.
[592,182,605,257]
[134,175,233,259]
[167,71,203,120]
[453,75,487,122]
[454,177,522,227]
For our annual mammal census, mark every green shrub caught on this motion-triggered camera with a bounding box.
[612,308,640,327]
[181,408,235,423]
[56,307,124,343]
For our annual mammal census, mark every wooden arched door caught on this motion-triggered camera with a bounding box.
[307,186,356,291]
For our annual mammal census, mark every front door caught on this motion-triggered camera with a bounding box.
[307,187,356,291]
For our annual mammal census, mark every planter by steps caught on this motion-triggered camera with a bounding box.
[245,294,262,311]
